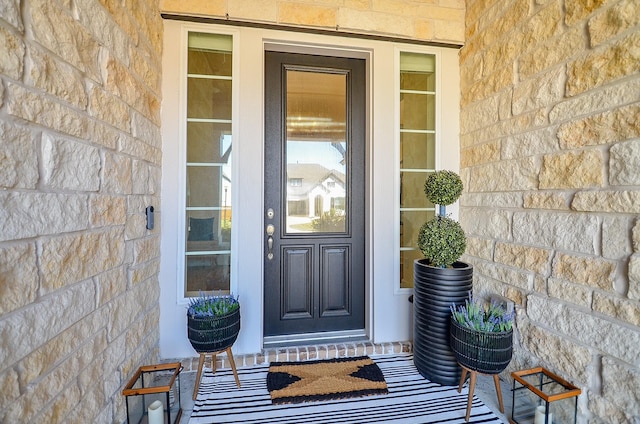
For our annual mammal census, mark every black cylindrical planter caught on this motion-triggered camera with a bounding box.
[413,259,472,386]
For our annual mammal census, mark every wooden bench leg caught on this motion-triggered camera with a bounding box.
[458,367,468,393]
[192,349,241,400]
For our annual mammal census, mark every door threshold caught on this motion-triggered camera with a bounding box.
[263,330,368,348]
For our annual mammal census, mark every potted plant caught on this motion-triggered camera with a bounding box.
[450,294,514,374]
[413,170,473,386]
[187,292,241,353]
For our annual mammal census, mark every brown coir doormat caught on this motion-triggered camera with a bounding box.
[266,356,388,404]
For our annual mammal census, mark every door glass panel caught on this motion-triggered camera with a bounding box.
[285,69,347,234]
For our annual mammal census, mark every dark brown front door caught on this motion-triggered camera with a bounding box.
[264,51,366,339]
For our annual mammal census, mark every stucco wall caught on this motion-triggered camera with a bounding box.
[160,0,466,45]
[459,0,639,422]
[0,1,163,423]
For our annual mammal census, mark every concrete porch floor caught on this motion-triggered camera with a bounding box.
[172,341,511,423]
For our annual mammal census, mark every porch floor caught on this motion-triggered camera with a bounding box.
[171,341,511,423]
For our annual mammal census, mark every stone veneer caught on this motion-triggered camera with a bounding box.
[0,1,163,423]
[159,0,466,45]
[459,0,639,422]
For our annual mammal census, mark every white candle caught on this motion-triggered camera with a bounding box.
[148,400,164,424]
[534,405,552,424]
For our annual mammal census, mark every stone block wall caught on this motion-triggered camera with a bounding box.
[459,0,639,422]
[160,0,466,45]
[0,1,163,423]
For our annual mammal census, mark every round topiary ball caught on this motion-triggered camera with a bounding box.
[417,215,467,268]
[424,170,463,206]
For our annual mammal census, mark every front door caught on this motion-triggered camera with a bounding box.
[264,51,366,341]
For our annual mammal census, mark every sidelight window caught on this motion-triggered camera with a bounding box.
[399,52,437,289]
[184,32,233,297]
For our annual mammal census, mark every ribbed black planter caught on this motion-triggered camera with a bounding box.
[450,318,513,374]
[187,307,241,353]
[413,259,472,386]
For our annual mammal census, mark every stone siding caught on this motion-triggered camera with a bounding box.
[460,0,639,422]
[159,0,466,45]
[0,1,163,423]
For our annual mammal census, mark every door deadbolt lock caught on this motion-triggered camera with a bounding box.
[266,208,274,219]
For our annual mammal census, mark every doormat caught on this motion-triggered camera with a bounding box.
[266,356,388,404]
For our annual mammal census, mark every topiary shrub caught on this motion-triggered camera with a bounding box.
[424,170,463,206]
[418,170,467,268]
[417,216,466,268]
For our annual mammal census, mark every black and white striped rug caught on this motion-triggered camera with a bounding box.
[189,354,504,424]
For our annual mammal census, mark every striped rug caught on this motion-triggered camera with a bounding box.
[189,354,505,424]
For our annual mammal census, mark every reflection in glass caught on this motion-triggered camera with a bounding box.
[285,69,348,234]
[185,32,233,296]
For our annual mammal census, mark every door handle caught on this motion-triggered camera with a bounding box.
[266,224,275,260]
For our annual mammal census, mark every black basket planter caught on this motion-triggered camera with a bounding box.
[187,307,241,353]
[450,318,513,374]
[413,259,472,386]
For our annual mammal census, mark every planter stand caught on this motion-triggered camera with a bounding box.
[458,363,504,422]
[193,347,241,400]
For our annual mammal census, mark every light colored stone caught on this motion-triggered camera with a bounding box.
[571,190,640,213]
[523,192,569,210]
[519,317,592,385]
[588,0,640,47]
[550,77,640,125]
[88,86,131,133]
[120,134,162,165]
[527,295,640,366]
[521,0,563,48]
[460,192,523,208]
[601,357,640,418]
[0,243,38,314]
[18,310,106,386]
[0,0,22,31]
[280,2,337,27]
[40,229,125,293]
[0,368,20,408]
[0,25,24,80]
[0,192,88,242]
[131,111,161,148]
[634,219,640,252]
[518,26,584,80]
[540,149,603,189]
[610,139,640,186]
[30,0,101,81]
[557,104,640,148]
[461,140,500,167]
[502,126,559,159]
[460,95,499,135]
[512,211,599,254]
[602,216,633,260]
[90,195,127,227]
[132,235,161,265]
[465,237,494,261]
[105,57,160,124]
[482,31,524,78]
[75,0,130,65]
[587,391,636,424]
[7,83,90,139]
[433,19,464,42]
[130,259,160,285]
[548,277,592,307]
[28,46,88,109]
[553,253,617,290]
[468,157,540,191]
[42,134,101,191]
[629,254,640,301]
[228,0,277,22]
[460,208,512,240]
[494,242,552,275]
[0,280,96,368]
[0,121,39,189]
[102,152,132,194]
[462,65,513,106]
[593,292,640,326]
[566,31,640,97]
[565,0,608,26]
[476,261,532,290]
